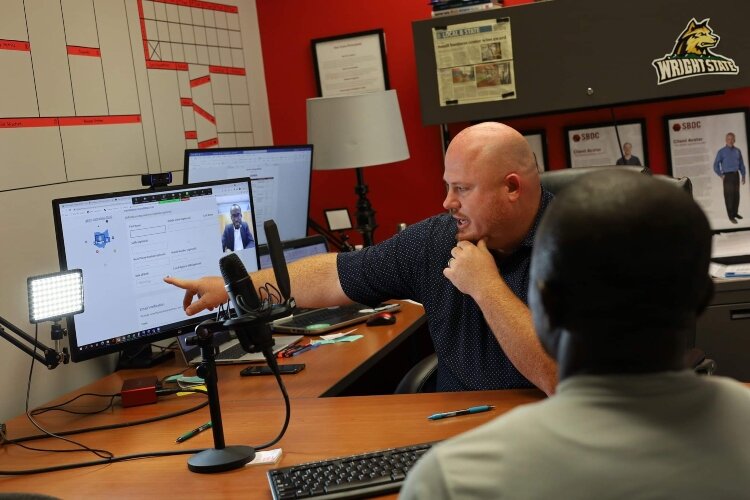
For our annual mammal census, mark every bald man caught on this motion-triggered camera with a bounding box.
[401,171,750,499]
[165,122,557,394]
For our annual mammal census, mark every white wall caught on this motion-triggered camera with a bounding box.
[0,0,270,422]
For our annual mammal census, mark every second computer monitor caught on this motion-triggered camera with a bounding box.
[184,145,313,246]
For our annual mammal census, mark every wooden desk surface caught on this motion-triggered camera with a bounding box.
[0,300,546,498]
[0,390,544,498]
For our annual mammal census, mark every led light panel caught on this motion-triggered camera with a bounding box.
[28,270,84,323]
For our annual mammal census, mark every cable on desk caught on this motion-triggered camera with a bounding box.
[30,392,119,417]
[253,358,291,451]
[0,447,208,475]
[2,389,208,445]
[22,324,113,460]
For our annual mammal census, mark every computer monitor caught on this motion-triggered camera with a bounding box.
[258,235,329,270]
[52,178,259,363]
[184,146,313,246]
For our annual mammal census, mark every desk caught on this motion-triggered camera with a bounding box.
[0,300,546,498]
[697,278,750,381]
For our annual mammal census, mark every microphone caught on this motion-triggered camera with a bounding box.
[219,252,261,316]
[263,220,291,303]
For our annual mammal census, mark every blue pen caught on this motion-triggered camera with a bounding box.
[290,343,319,357]
[725,272,750,278]
[428,405,495,420]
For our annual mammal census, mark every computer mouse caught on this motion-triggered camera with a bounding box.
[367,312,397,326]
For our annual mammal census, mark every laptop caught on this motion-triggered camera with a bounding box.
[271,302,401,335]
[711,230,750,264]
[177,329,302,366]
[259,234,402,334]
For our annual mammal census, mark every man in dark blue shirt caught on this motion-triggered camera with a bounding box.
[713,132,746,224]
[165,123,557,395]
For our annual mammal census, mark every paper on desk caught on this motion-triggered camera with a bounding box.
[321,329,356,340]
[710,262,750,278]
[312,335,364,345]
[177,384,206,396]
[246,448,282,466]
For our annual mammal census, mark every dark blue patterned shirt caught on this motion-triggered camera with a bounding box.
[337,188,554,391]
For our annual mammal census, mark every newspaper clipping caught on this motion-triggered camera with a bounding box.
[432,18,515,107]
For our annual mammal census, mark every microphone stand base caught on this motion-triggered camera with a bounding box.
[188,445,256,473]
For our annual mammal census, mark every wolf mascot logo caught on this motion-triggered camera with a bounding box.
[652,18,739,84]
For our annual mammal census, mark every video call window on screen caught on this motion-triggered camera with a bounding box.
[52,179,259,362]
[184,145,313,246]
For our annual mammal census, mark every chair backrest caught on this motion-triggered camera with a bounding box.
[394,353,438,394]
[540,165,649,195]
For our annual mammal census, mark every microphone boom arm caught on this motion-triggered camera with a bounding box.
[0,314,68,369]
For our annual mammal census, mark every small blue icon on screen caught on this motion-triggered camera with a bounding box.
[94,230,111,249]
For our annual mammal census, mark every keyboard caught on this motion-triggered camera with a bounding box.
[267,441,435,500]
[216,342,246,360]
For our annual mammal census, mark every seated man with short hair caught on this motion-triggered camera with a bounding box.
[400,170,750,499]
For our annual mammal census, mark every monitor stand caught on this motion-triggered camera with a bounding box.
[116,345,174,370]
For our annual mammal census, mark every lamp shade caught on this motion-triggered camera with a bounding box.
[306,90,410,171]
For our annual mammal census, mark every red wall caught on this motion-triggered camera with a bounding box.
[255,0,750,245]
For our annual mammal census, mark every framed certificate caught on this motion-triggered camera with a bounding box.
[665,108,750,231]
[564,120,647,168]
[312,29,390,97]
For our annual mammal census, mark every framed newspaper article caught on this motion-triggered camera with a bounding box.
[564,120,647,168]
[522,130,548,172]
[665,108,750,231]
[312,29,390,97]
[432,17,515,107]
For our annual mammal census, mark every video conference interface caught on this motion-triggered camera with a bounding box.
[54,180,258,357]
[185,146,313,246]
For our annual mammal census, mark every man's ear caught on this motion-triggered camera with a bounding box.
[505,173,521,201]
[535,278,565,358]
[696,276,714,316]
[538,278,564,329]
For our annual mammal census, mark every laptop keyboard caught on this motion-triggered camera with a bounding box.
[287,304,367,327]
[216,342,246,360]
[267,441,435,500]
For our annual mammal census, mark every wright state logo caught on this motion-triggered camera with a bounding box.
[652,18,739,85]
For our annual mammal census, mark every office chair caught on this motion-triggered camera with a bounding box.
[539,165,693,197]
[394,352,437,394]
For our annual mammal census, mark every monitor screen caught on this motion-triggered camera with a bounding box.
[258,235,329,270]
[184,146,313,246]
[52,179,259,362]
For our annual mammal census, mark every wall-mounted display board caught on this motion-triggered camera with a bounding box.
[412,0,750,125]
[665,108,750,232]
[564,120,647,169]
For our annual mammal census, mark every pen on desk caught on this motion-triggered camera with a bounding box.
[725,272,750,278]
[176,421,212,443]
[290,343,319,357]
[428,405,495,421]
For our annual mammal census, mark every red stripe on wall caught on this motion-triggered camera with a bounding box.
[190,75,211,87]
[185,131,197,139]
[209,65,246,76]
[192,104,216,125]
[58,115,141,126]
[0,40,30,52]
[67,46,101,57]
[146,60,189,71]
[198,137,219,148]
[0,117,58,128]
[180,98,193,106]
[150,0,238,14]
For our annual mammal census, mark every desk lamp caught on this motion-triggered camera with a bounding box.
[307,90,410,247]
[0,270,84,369]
